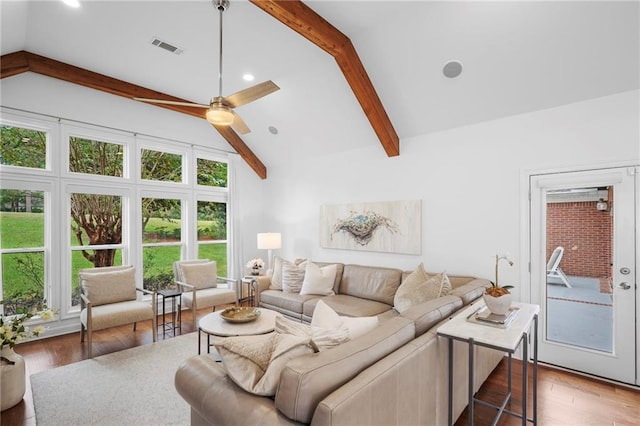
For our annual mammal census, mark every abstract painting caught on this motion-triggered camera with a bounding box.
[320,200,421,254]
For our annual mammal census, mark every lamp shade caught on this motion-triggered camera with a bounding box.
[206,107,234,126]
[257,233,281,250]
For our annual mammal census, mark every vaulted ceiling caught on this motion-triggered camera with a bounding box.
[1,1,638,178]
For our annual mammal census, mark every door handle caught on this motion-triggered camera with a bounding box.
[618,282,631,290]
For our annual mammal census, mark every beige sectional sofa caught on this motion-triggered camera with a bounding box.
[175,262,504,425]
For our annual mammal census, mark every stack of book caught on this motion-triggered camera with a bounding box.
[467,305,520,328]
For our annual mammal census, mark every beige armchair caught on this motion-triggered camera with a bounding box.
[173,259,238,328]
[79,265,157,358]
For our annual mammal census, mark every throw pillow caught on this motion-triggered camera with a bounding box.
[275,316,349,351]
[282,262,306,293]
[213,332,314,396]
[394,271,453,313]
[179,261,217,289]
[271,257,307,290]
[300,262,337,296]
[311,300,379,340]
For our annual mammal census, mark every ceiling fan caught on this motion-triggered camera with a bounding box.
[134,0,279,135]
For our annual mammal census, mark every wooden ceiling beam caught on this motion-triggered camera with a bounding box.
[250,0,399,157]
[0,50,267,179]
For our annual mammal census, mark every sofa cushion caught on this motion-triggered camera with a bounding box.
[394,271,453,313]
[213,332,314,396]
[339,264,402,305]
[260,289,320,315]
[399,295,463,336]
[275,316,415,423]
[312,261,345,294]
[311,300,379,340]
[303,294,393,319]
[79,266,137,306]
[300,262,337,296]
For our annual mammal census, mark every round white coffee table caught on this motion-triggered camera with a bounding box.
[198,308,281,354]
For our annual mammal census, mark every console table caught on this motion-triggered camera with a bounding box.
[437,301,539,426]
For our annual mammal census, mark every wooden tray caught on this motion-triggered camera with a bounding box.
[220,307,261,323]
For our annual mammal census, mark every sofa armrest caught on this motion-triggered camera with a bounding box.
[254,276,272,305]
[175,355,299,425]
[448,278,491,305]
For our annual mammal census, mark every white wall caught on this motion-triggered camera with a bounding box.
[259,90,640,301]
[2,73,638,300]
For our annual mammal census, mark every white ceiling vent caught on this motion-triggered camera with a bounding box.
[150,37,184,55]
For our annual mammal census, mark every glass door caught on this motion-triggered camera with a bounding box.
[530,167,637,385]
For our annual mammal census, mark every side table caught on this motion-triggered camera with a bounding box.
[157,288,182,338]
[437,301,539,426]
[240,275,259,307]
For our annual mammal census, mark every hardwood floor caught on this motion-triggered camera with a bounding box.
[3,308,639,425]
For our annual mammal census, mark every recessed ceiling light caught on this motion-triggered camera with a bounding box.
[242,74,255,82]
[443,60,463,78]
[62,0,80,8]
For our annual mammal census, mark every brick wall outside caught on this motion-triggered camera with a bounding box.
[546,201,612,278]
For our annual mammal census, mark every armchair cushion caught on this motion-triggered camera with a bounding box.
[79,266,136,306]
[180,261,218,289]
[80,300,154,330]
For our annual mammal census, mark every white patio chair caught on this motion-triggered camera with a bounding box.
[547,246,572,288]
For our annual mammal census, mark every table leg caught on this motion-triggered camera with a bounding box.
[468,337,474,426]
[522,333,528,426]
[533,315,538,425]
[162,295,166,338]
[170,296,176,337]
[447,338,453,426]
[198,328,201,355]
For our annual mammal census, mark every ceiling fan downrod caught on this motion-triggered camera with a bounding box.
[213,0,229,100]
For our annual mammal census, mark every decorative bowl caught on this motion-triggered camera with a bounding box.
[220,307,261,323]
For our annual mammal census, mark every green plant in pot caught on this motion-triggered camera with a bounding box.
[483,254,514,315]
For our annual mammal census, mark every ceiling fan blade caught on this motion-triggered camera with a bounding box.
[230,110,251,135]
[133,98,209,108]
[224,80,280,108]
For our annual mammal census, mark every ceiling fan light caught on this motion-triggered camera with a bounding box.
[206,108,234,126]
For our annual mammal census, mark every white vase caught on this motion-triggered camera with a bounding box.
[1,346,26,411]
[483,293,512,316]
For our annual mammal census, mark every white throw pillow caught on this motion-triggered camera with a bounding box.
[213,332,314,396]
[275,316,349,351]
[394,271,452,313]
[271,257,307,290]
[300,262,337,296]
[282,261,306,293]
[311,300,378,340]
[79,266,137,306]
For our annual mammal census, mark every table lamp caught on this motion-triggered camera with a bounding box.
[257,232,281,273]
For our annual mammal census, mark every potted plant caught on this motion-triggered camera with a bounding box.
[483,254,514,315]
[246,258,265,276]
[1,306,55,410]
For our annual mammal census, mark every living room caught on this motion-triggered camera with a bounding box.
[1,0,639,424]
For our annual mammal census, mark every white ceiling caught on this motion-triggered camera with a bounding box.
[1,0,638,166]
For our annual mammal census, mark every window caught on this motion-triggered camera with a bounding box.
[141,148,182,182]
[142,196,182,291]
[1,125,47,169]
[0,188,47,315]
[0,109,234,331]
[197,200,228,277]
[69,136,123,177]
[69,192,124,308]
[197,158,227,187]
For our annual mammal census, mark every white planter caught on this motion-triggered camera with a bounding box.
[483,293,512,316]
[1,346,26,411]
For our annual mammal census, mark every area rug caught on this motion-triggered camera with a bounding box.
[31,332,208,425]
